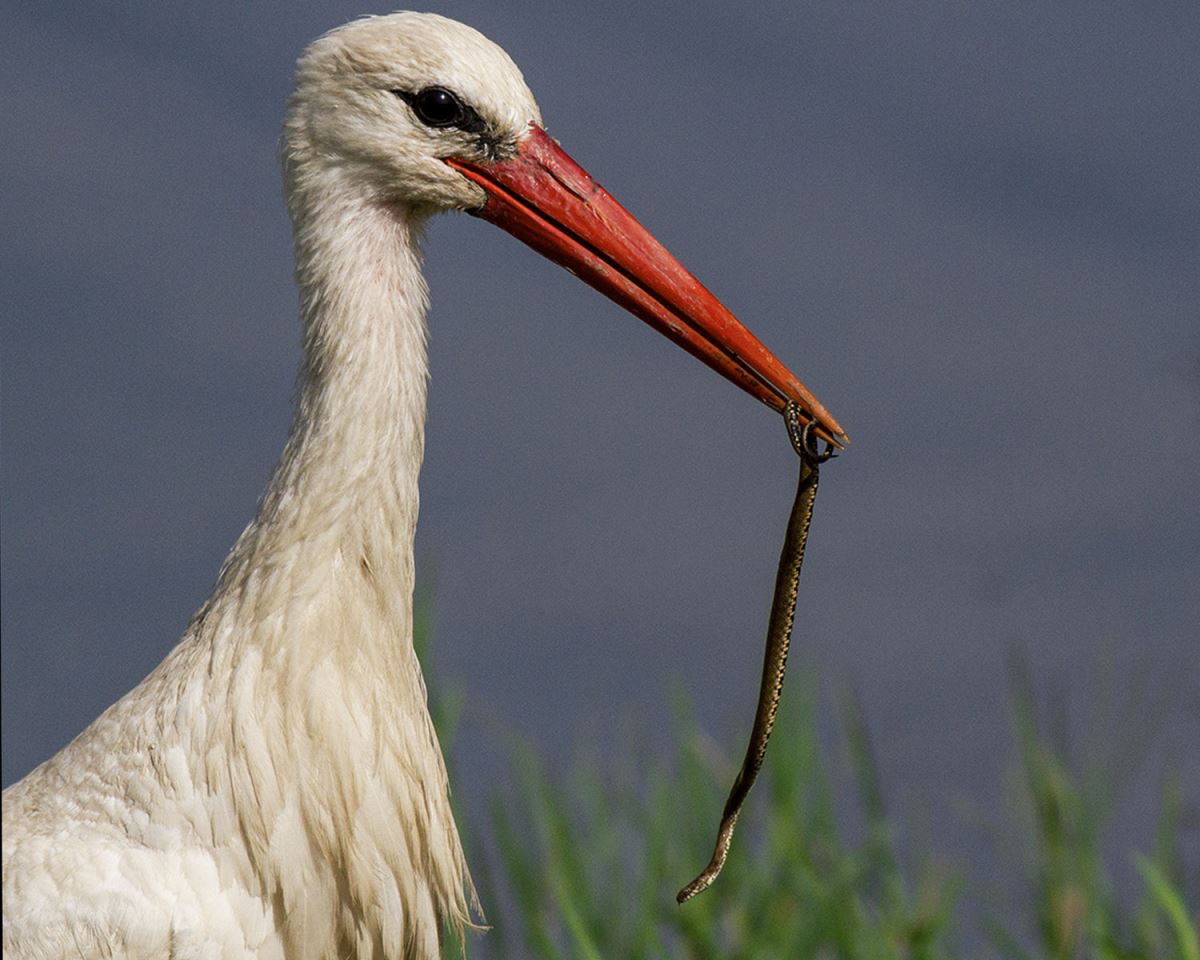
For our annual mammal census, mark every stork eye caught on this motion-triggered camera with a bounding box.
[393,86,489,139]
[406,86,467,128]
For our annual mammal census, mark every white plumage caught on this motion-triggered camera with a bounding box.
[2,15,529,959]
[3,11,843,960]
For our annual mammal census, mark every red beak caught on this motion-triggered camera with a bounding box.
[446,124,847,446]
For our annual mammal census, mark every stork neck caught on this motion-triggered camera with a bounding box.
[223,184,434,600]
[253,189,431,567]
[187,185,475,940]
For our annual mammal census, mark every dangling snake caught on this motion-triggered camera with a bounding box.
[677,400,834,903]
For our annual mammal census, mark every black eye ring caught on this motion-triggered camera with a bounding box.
[396,86,468,129]
[393,86,491,143]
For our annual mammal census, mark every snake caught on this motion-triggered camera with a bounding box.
[676,400,831,904]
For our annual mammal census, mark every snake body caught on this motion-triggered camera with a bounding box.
[676,403,825,903]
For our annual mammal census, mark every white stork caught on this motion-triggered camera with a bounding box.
[2,12,844,960]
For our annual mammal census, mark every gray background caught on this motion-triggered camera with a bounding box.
[3,0,1198,920]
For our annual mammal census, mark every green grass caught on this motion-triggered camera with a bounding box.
[993,660,1197,960]
[418,621,1196,959]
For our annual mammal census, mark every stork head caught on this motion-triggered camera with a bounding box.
[285,12,846,443]
[285,13,538,213]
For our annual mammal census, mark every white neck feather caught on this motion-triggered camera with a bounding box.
[227,177,431,622]
[4,112,475,960]
[186,174,473,957]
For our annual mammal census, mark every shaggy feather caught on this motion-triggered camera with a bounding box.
[3,12,542,959]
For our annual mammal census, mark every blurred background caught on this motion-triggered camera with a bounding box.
[3,0,1197,948]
